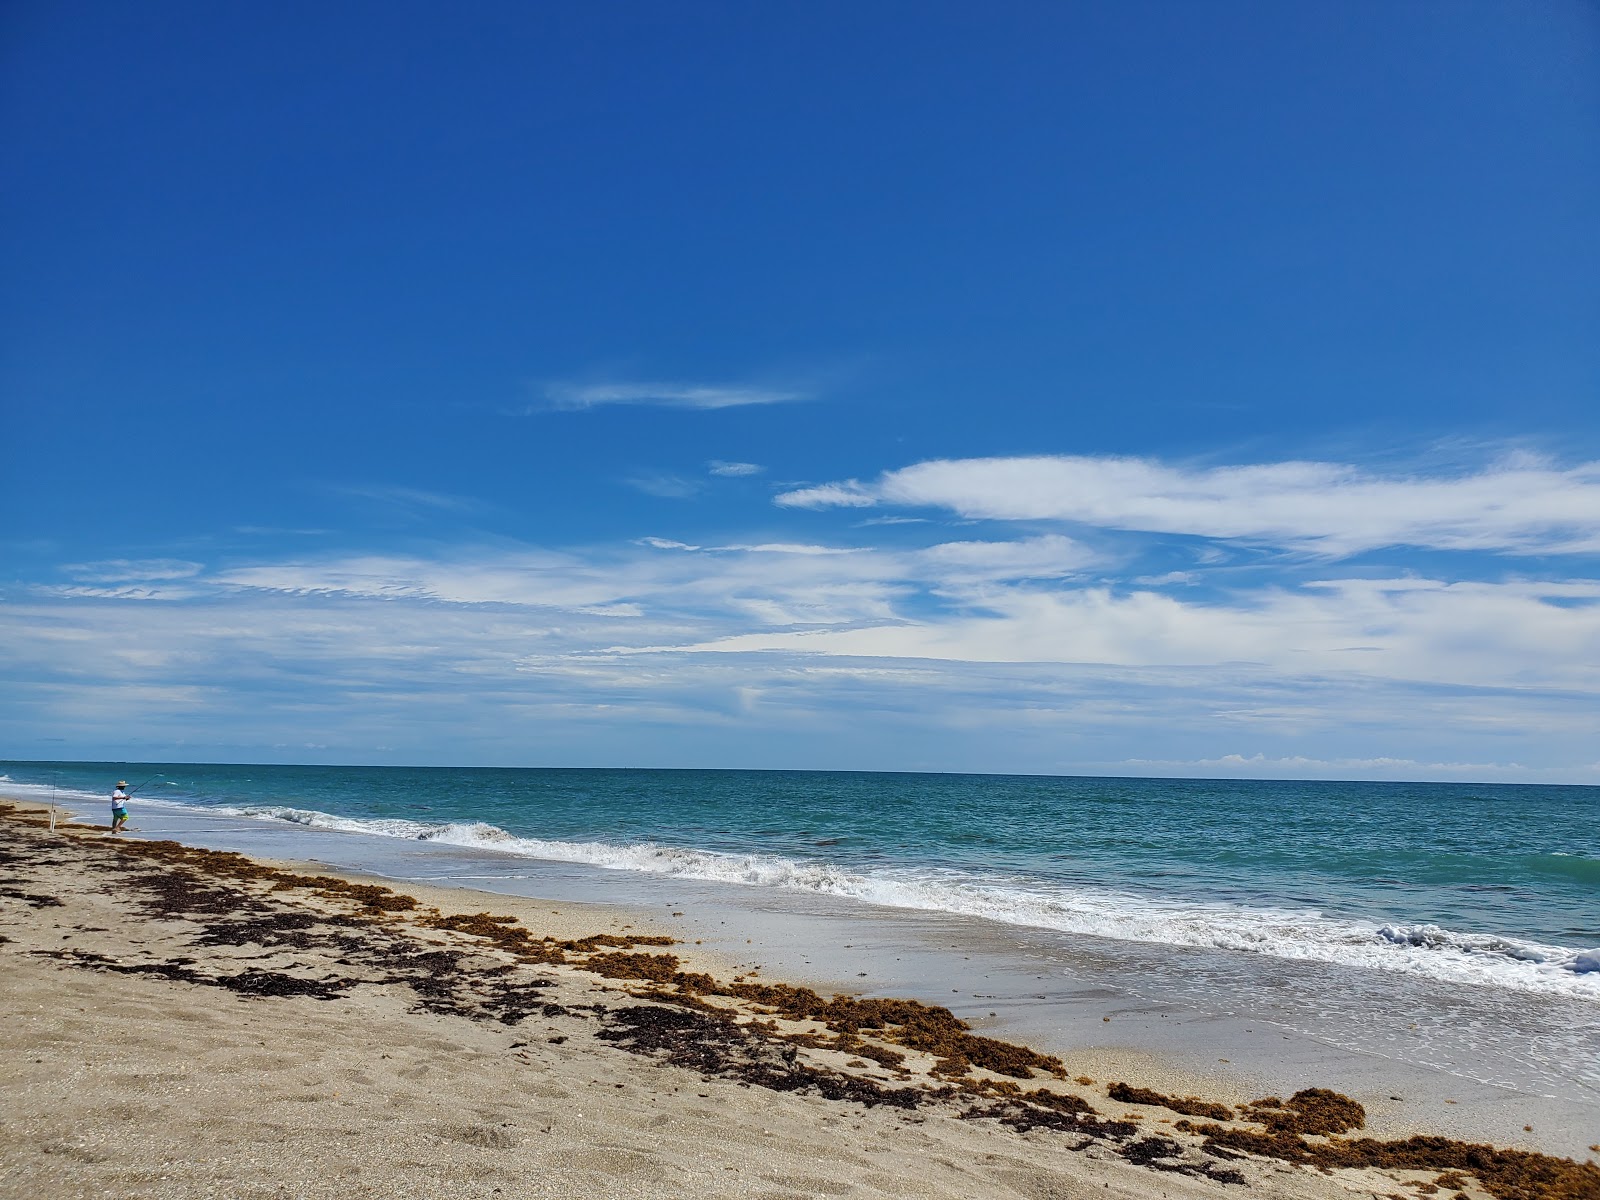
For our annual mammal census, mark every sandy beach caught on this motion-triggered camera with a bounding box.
[2,799,1596,1200]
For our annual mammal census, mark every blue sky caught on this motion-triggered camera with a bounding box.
[4,1,1598,779]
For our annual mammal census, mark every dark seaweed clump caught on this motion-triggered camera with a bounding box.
[36,947,354,1001]
[1173,1119,1600,1200]
[1240,1088,1365,1135]
[597,1004,926,1109]
[673,979,1066,1081]
[1109,1081,1234,1121]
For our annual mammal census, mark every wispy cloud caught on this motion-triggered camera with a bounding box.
[234,525,332,537]
[777,481,877,508]
[637,537,700,551]
[9,572,1596,776]
[41,584,197,601]
[182,538,1600,695]
[335,484,484,513]
[625,472,702,499]
[718,543,861,556]
[775,452,1600,557]
[10,435,1600,776]
[917,534,1095,580]
[708,460,764,476]
[64,559,204,583]
[639,539,863,556]
[625,575,1600,691]
[543,381,804,411]
[10,531,1599,775]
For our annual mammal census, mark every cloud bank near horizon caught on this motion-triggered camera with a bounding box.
[6,447,1598,779]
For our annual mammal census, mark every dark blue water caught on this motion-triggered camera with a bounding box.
[5,760,1596,997]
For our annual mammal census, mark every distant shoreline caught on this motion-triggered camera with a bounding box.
[9,755,1600,787]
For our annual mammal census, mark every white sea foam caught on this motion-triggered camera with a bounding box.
[4,781,110,806]
[200,801,1600,1001]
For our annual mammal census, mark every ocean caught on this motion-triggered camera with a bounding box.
[5,761,1596,994]
[5,760,1598,1127]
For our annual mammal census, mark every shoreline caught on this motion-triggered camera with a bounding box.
[16,788,1599,1157]
[3,799,1596,1200]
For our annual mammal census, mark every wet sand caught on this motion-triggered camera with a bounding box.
[2,799,1596,1200]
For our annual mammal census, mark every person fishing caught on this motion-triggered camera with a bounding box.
[110,781,130,834]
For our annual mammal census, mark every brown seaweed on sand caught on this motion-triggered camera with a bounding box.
[1239,1087,1366,1135]
[1173,1117,1600,1200]
[668,977,1068,1080]
[597,1004,928,1109]
[1108,1081,1234,1121]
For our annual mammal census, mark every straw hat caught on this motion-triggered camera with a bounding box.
[116,781,127,788]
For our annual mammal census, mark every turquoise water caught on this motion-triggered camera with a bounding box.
[4,761,1596,998]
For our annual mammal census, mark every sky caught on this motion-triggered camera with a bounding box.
[3,1,1599,780]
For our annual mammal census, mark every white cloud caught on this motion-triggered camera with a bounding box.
[716,543,863,556]
[775,453,1600,557]
[632,575,1600,691]
[637,537,701,551]
[625,473,701,499]
[708,460,764,476]
[12,440,1600,777]
[208,545,906,626]
[195,533,1098,633]
[82,542,1598,698]
[64,559,204,582]
[42,584,197,601]
[544,382,803,410]
[640,539,863,556]
[9,554,1598,775]
[336,484,483,513]
[917,534,1095,580]
[778,481,877,508]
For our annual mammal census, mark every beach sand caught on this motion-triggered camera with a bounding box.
[2,800,1595,1200]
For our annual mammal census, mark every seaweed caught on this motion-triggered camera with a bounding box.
[0,884,64,908]
[960,1098,1135,1140]
[584,950,682,983]
[1117,1136,1247,1185]
[33,948,355,1001]
[597,1004,924,1109]
[1240,1087,1365,1136]
[1173,1122,1600,1200]
[667,978,1066,1081]
[1108,1081,1234,1121]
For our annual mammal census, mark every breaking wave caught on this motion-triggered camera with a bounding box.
[212,802,1600,1000]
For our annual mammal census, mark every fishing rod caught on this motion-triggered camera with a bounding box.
[125,773,164,795]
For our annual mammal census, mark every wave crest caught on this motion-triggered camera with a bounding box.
[206,802,1600,1000]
